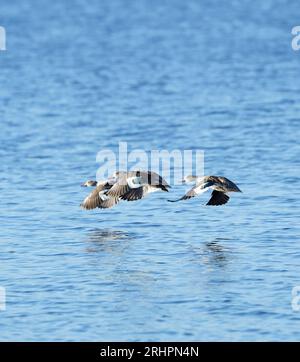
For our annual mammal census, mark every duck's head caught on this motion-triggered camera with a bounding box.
[81,180,97,187]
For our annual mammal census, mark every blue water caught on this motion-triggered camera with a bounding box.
[1,0,300,341]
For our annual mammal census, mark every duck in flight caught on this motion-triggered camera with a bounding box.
[168,175,242,206]
[80,178,119,209]
[81,171,170,210]
[107,171,170,201]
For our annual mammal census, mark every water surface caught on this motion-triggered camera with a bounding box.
[0,0,300,341]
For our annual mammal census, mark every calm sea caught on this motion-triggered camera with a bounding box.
[0,0,300,341]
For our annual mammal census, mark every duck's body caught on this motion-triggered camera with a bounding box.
[169,175,241,206]
[107,170,170,201]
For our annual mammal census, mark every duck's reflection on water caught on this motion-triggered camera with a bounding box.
[84,228,155,292]
[85,229,234,271]
[204,239,230,266]
[85,228,134,254]
[189,237,233,268]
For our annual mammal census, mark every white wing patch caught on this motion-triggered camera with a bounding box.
[192,182,213,196]
[127,176,143,189]
[99,191,110,201]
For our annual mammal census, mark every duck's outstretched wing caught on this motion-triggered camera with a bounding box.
[141,171,170,188]
[105,173,131,198]
[168,181,213,202]
[120,186,145,201]
[98,197,120,209]
[208,176,242,193]
[81,184,119,209]
[206,190,230,206]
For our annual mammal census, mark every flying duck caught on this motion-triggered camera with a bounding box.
[106,171,170,201]
[168,175,241,206]
[80,177,119,209]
